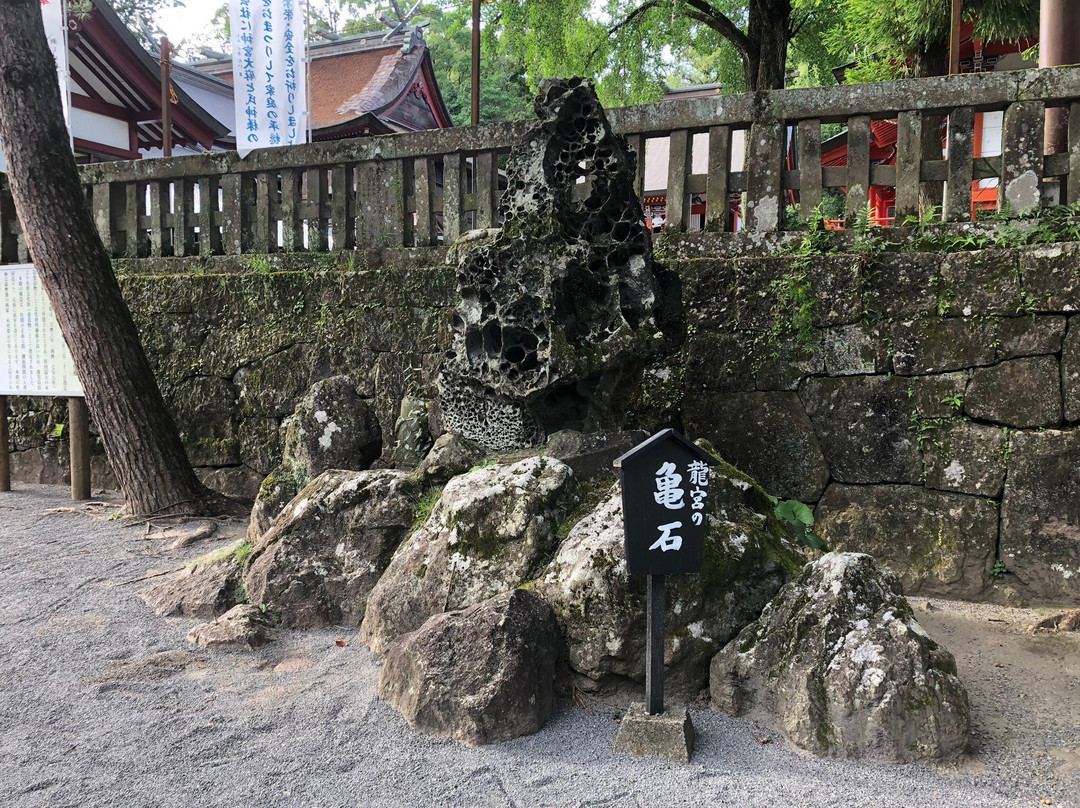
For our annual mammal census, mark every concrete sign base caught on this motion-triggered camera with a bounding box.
[613,702,695,764]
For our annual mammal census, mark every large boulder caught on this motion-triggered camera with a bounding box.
[710,553,970,762]
[435,78,663,451]
[360,456,580,653]
[244,469,420,628]
[377,589,561,746]
[248,375,383,541]
[140,539,247,619]
[187,604,275,650]
[536,460,803,701]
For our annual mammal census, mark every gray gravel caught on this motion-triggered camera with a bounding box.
[0,484,1070,808]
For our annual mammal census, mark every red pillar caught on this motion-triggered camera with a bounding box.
[1041,0,1080,153]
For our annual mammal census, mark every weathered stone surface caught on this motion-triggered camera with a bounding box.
[388,396,433,469]
[187,604,275,650]
[685,331,823,394]
[414,432,486,485]
[1000,429,1080,602]
[864,252,940,318]
[816,484,997,599]
[244,469,419,628]
[613,703,695,764]
[800,374,964,484]
[537,469,803,701]
[237,417,282,476]
[1019,242,1080,311]
[247,469,302,543]
[282,375,382,480]
[140,540,246,619]
[995,315,1066,361]
[922,421,1007,498]
[939,248,1022,316]
[684,392,829,502]
[436,78,661,451]
[891,317,996,375]
[965,357,1062,428]
[168,376,239,466]
[195,466,263,500]
[1064,318,1080,422]
[545,429,647,484]
[710,553,970,762]
[361,456,580,654]
[377,589,560,746]
[823,324,881,376]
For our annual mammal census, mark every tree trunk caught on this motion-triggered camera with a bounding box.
[0,0,223,516]
[745,0,792,91]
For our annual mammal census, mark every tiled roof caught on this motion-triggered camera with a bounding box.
[310,45,422,128]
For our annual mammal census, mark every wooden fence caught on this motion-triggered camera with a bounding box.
[2,65,1079,264]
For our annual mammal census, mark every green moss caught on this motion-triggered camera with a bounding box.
[187,538,246,571]
[233,540,253,567]
[412,486,444,533]
[555,481,612,543]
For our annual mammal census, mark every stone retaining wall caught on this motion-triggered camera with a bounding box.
[6,240,1078,604]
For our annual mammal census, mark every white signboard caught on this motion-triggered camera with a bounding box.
[0,265,82,396]
[229,0,308,158]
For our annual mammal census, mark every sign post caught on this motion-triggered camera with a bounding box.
[612,428,718,762]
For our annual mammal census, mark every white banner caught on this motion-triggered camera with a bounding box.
[229,0,307,158]
[40,0,71,133]
[0,265,82,397]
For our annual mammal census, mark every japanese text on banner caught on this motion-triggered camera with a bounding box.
[229,0,307,157]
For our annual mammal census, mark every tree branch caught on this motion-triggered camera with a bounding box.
[684,0,750,56]
[586,0,661,68]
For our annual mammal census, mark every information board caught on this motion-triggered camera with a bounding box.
[0,264,82,396]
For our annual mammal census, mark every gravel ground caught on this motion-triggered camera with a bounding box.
[1,484,1076,808]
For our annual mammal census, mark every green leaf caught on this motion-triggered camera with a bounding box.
[775,499,814,527]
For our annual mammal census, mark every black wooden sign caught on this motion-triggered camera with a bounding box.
[614,429,719,576]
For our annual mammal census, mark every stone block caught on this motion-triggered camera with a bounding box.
[1064,318,1080,422]
[891,317,996,375]
[613,702,695,764]
[922,421,1007,498]
[965,357,1062,428]
[939,248,1022,316]
[237,417,282,476]
[815,483,997,600]
[168,376,239,467]
[864,252,940,319]
[685,331,822,394]
[683,391,829,502]
[995,315,1066,361]
[823,324,884,376]
[1019,242,1080,311]
[800,374,964,484]
[1000,429,1080,602]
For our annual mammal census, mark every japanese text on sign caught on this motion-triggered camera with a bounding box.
[0,265,82,396]
[649,460,710,553]
[229,0,307,157]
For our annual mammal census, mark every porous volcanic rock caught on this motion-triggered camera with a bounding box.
[435,78,661,451]
[360,456,580,654]
[536,461,803,701]
[244,469,420,628]
[710,553,970,762]
[187,604,276,650]
[377,589,560,746]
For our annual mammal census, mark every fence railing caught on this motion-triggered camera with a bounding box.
[2,66,1079,264]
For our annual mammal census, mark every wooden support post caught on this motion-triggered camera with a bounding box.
[0,395,9,493]
[646,573,665,716]
[68,397,90,501]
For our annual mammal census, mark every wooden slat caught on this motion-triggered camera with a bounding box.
[442,152,462,243]
[253,172,274,253]
[845,115,871,225]
[665,129,690,232]
[148,181,168,257]
[198,176,221,256]
[1068,101,1080,204]
[894,110,921,222]
[704,125,730,232]
[220,173,253,254]
[414,156,436,247]
[330,165,354,251]
[998,100,1045,214]
[173,178,195,256]
[945,106,975,222]
[797,119,822,219]
[307,168,329,251]
[280,169,303,251]
[122,182,141,257]
[474,151,495,229]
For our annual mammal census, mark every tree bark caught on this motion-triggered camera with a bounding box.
[0,0,223,516]
[745,0,792,91]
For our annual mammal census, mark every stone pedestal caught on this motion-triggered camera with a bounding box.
[613,702,695,764]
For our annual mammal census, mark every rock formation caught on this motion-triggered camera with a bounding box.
[435,78,662,451]
[710,552,970,762]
